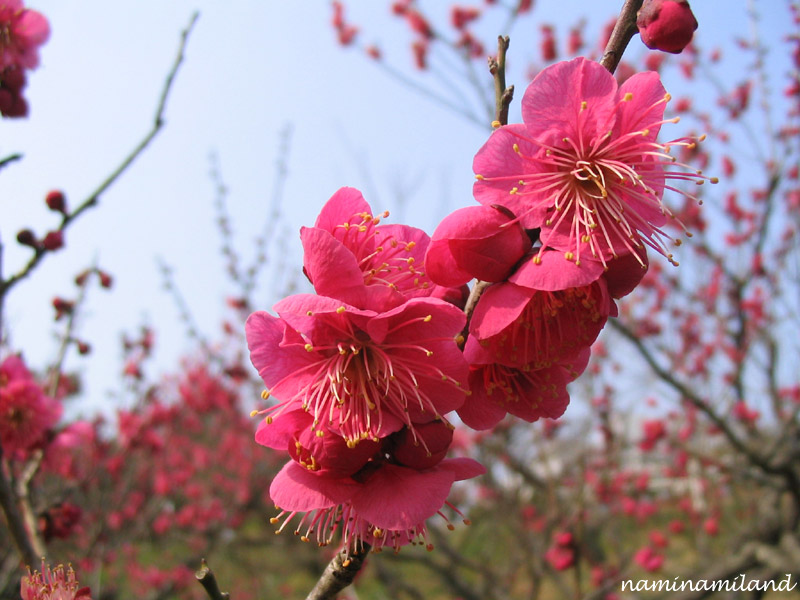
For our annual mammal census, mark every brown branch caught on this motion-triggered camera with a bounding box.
[599,0,644,74]
[305,545,371,600]
[459,280,491,349]
[195,559,230,600]
[489,36,514,128]
[0,448,42,568]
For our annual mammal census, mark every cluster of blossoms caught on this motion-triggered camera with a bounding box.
[247,187,484,554]
[247,55,713,558]
[0,354,61,458]
[0,0,49,117]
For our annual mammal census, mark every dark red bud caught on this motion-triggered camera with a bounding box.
[45,190,67,213]
[99,271,113,289]
[16,229,38,247]
[42,230,64,251]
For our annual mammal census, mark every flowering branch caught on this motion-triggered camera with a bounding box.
[305,545,371,600]
[599,0,644,74]
[0,11,199,327]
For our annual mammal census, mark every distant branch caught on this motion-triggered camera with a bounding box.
[0,12,199,302]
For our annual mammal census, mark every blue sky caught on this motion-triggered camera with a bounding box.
[0,1,793,415]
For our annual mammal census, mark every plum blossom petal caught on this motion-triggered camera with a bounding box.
[351,463,456,530]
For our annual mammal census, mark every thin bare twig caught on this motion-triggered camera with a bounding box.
[489,36,514,128]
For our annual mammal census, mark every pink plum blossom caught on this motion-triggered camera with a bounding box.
[468,250,615,369]
[473,57,715,268]
[21,562,91,600]
[301,187,448,311]
[268,443,484,554]
[425,204,531,287]
[459,346,589,430]
[0,355,61,454]
[0,0,50,70]
[247,294,469,445]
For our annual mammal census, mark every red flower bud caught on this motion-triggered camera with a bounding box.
[98,271,113,289]
[45,190,67,213]
[52,297,74,320]
[637,0,698,54]
[42,230,64,251]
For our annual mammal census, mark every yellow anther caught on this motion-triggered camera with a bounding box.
[623,92,633,101]
[316,430,324,437]
[426,350,433,357]
[423,314,432,322]
[455,334,465,345]
[581,101,587,110]
[407,257,415,265]
[532,255,542,265]
[510,187,518,194]
[373,528,384,538]
[565,252,574,261]
[475,174,485,180]
[336,306,346,314]
[261,389,270,400]
[491,120,501,128]
[581,234,591,243]
[249,410,258,417]
[512,143,520,153]
[304,343,314,352]
[306,310,313,316]
[710,177,719,184]
[664,92,672,102]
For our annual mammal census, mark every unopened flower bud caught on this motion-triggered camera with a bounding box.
[98,271,113,289]
[16,228,38,247]
[42,230,64,251]
[75,270,90,286]
[45,190,67,213]
[77,341,91,355]
[637,0,698,54]
[52,297,74,320]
